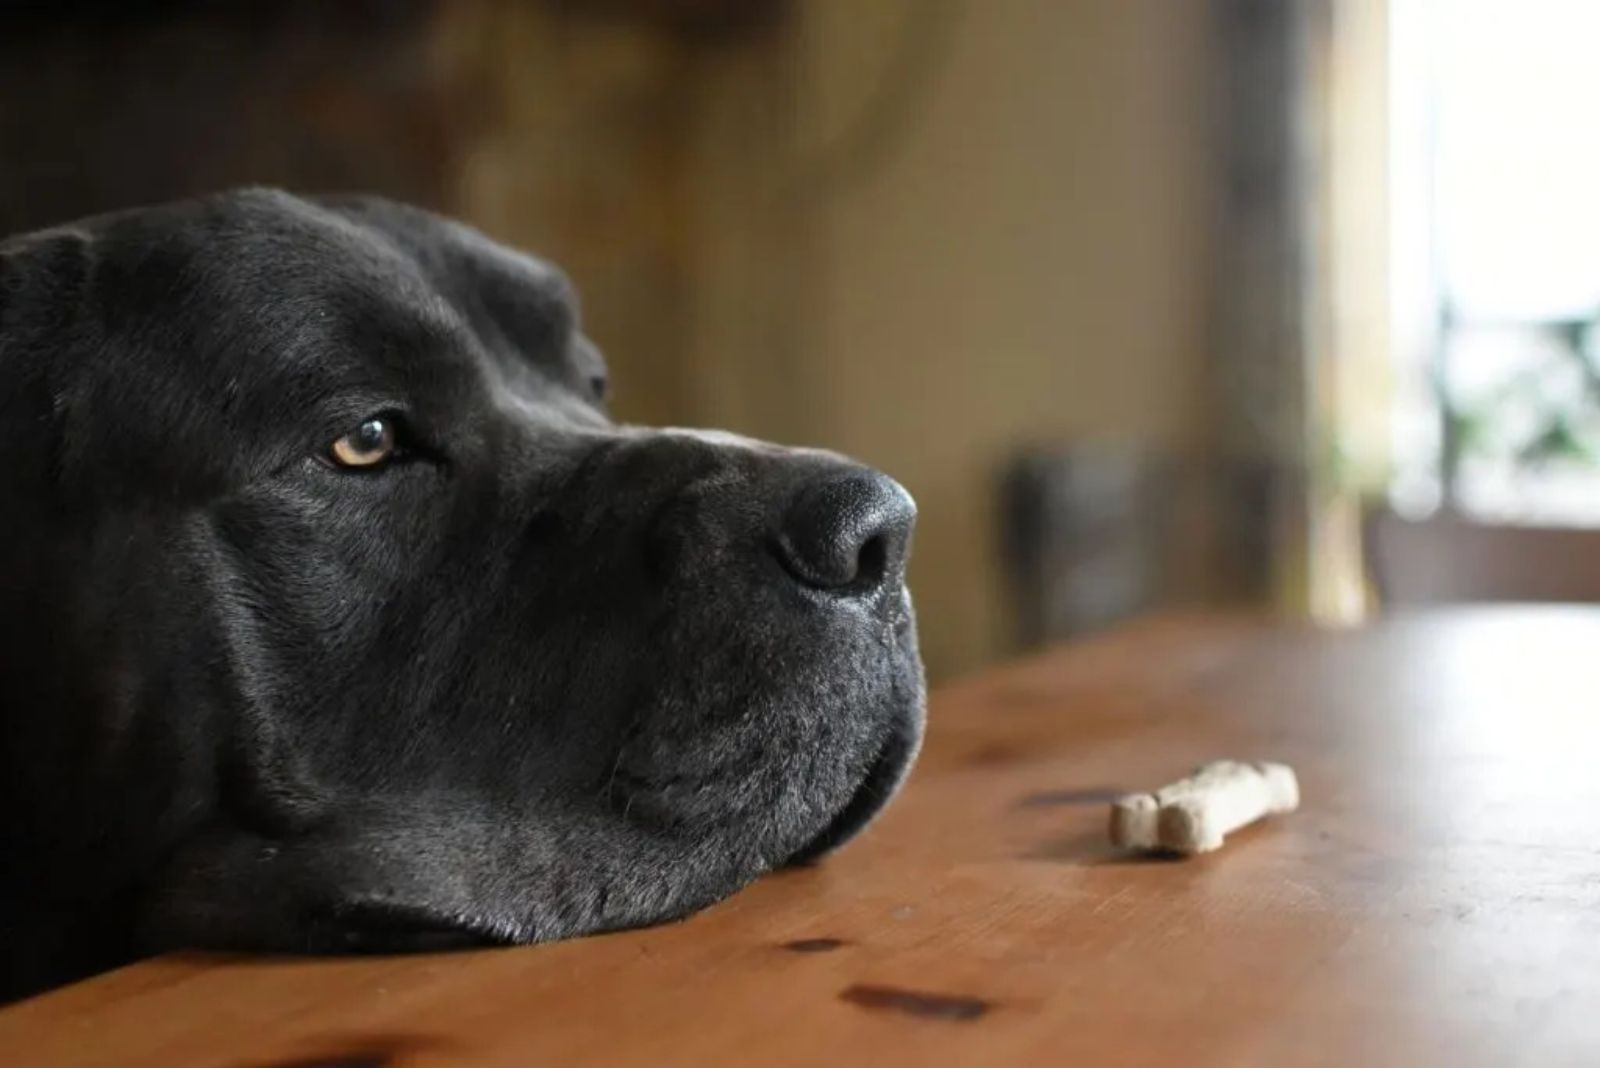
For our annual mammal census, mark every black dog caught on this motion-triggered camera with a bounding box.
[0,189,923,1000]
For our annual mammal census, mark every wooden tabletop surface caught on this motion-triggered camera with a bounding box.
[5,608,1600,1066]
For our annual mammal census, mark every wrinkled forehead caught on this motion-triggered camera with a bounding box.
[58,192,597,494]
[322,193,582,360]
[88,192,579,400]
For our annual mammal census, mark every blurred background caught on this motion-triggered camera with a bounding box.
[4,0,1597,683]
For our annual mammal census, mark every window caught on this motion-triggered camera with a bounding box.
[1390,0,1600,523]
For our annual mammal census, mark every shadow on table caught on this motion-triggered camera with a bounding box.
[1008,787,1187,866]
[1020,829,1185,867]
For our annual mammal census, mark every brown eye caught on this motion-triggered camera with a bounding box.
[328,417,397,468]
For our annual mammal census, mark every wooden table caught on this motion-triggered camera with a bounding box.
[5,609,1600,1066]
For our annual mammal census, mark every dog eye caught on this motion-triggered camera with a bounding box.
[327,417,398,468]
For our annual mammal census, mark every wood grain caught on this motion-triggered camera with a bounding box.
[5,608,1600,1066]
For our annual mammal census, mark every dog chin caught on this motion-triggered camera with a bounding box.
[617,618,924,857]
[785,632,926,863]
[784,705,923,866]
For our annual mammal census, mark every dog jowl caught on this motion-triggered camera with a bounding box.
[0,190,924,999]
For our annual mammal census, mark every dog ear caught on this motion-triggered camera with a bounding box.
[0,225,93,329]
[0,226,95,498]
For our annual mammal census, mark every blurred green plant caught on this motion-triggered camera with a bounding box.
[1442,313,1600,478]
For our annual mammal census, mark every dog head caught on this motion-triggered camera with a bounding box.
[0,189,923,996]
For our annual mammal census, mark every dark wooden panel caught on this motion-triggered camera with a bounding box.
[1367,509,1600,605]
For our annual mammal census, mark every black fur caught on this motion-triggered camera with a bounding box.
[0,189,923,999]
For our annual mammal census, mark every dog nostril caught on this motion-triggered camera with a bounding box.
[856,533,888,587]
[774,469,916,593]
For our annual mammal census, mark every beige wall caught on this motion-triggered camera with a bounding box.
[683,0,1219,678]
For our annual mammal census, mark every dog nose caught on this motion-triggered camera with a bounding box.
[775,469,916,592]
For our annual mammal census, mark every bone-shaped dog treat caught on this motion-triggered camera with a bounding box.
[1109,760,1299,855]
